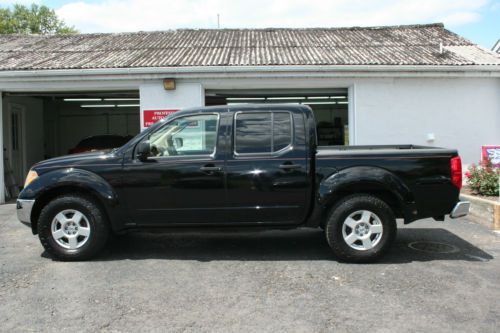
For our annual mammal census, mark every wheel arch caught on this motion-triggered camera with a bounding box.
[30,185,111,235]
[316,166,413,227]
[31,185,110,235]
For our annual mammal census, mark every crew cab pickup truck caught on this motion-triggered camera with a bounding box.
[17,104,470,262]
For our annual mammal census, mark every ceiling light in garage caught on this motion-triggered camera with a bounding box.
[337,101,348,104]
[305,101,338,105]
[104,98,140,101]
[116,104,140,107]
[331,96,347,99]
[267,97,305,100]
[226,97,265,101]
[64,98,102,102]
[80,104,116,108]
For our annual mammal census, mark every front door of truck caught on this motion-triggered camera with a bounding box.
[122,113,227,225]
[225,110,309,225]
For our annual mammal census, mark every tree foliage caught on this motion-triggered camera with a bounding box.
[0,4,77,34]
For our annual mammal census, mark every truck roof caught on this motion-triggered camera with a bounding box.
[174,103,311,117]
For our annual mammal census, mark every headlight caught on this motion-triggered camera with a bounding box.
[24,170,38,187]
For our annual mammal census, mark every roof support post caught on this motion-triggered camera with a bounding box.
[0,92,5,204]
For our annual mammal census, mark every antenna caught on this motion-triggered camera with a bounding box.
[217,14,220,28]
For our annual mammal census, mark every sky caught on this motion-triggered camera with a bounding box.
[1,0,499,49]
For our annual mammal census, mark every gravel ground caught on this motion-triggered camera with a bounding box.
[1,203,499,333]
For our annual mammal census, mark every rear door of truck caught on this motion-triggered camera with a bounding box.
[224,106,311,225]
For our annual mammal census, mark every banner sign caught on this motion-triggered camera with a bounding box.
[482,145,500,167]
[143,109,178,128]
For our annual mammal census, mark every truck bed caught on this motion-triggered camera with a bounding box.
[315,144,460,222]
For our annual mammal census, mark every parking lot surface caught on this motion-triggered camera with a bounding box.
[1,203,499,333]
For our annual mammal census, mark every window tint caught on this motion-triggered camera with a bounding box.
[235,112,292,154]
[235,113,272,154]
[147,114,218,157]
[273,112,292,151]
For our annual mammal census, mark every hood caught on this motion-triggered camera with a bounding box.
[32,151,113,171]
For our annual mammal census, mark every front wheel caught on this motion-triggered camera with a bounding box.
[325,194,396,263]
[38,195,109,261]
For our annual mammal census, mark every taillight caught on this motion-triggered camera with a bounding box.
[450,156,462,189]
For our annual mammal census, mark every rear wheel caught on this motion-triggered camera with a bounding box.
[325,194,396,263]
[38,195,109,261]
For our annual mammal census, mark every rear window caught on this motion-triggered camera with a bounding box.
[234,111,292,154]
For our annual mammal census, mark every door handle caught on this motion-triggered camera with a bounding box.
[279,163,302,170]
[200,165,222,172]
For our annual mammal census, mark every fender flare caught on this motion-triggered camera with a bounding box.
[20,168,122,233]
[20,168,118,204]
[318,166,414,215]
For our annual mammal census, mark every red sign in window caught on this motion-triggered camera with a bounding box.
[143,109,178,128]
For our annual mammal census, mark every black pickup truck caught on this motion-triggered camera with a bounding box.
[17,104,469,262]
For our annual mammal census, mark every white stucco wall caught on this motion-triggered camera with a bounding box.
[353,77,500,164]
[139,81,204,131]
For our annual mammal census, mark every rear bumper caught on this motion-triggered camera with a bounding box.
[16,199,35,225]
[450,201,470,219]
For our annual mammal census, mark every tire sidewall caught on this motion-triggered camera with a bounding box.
[38,196,108,260]
[326,195,396,262]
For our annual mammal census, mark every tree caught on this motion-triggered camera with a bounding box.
[0,3,78,34]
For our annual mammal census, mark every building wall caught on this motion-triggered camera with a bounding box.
[0,73,498,202]
[140,81,203,131]
[354,77,500,164]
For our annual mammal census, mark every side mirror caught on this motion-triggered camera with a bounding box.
[174,137,183,148]
[136,141,151,161]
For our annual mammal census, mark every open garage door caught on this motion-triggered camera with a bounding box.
[205,88,350,146]
[2,91,139,197]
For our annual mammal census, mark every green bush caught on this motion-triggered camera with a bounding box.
[465,159,499,196]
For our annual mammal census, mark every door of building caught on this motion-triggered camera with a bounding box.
[7,104,26,187]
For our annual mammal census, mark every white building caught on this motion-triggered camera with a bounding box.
[1,23,499,203]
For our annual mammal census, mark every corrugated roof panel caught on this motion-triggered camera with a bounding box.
[0,23,497,71]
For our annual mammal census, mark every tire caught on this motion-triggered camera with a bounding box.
[38,195,109,261]
[325,194,396,263]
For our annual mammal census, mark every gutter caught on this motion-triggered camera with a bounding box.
[0,65,499,81]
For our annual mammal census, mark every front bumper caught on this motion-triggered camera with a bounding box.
[16,199,35,225]
[450,201,470,219]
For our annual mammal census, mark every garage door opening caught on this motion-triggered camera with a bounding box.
[205,89,350,146]
[2,91,140,199]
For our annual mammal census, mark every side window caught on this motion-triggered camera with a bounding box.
[234,111,292,155]
[147,114,218,157]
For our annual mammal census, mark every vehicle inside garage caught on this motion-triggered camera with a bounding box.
[2,91,140,195]
[205,88,349,146]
